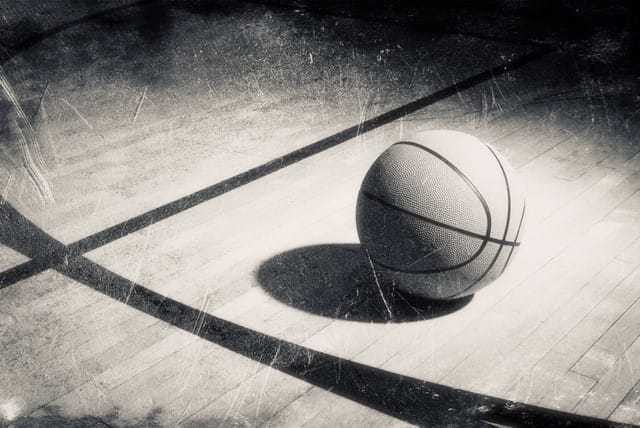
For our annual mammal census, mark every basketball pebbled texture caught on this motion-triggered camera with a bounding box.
[356,130,526,300]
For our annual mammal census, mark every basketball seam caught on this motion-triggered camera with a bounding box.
[362,141,493,274]
[392,141,493,252]
[362,191,520,247]
[362,193,487,273]
[501,202,526,275]
[453,144,513,297]
[364,234,480,274]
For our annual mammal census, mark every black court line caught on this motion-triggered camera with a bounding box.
[0,48,550,289]
[247,0,547,48]
[0,201,625,427]
[0,4,626,426]
[0,0,544,65]
[0,26,566,424]
[0,0,158,63]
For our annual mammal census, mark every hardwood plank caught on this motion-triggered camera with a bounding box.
[506,266,640,410]
[356,153,640,377]
[440,203,640,391]
[477,258,637,397]
[611,381,640,425]
[3,1,640,426]
[574,336,640,418]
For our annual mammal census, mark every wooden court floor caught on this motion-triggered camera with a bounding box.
[1,1,640,427]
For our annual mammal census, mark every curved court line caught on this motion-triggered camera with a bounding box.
[61,255,621,428]
[247,0,547,48]
[0,198,620,427]
[0,0,157,63]
[0,0,547,65]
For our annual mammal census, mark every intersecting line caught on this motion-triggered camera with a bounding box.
[0,45,614,425]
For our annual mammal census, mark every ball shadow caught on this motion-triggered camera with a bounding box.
[256,244,472,323]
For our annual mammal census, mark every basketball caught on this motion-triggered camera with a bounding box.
[356,130,526,300]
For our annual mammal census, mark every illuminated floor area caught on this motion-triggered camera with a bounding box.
[1,1,639,426]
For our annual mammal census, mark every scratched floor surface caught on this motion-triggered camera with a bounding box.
[1,1,640,427]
